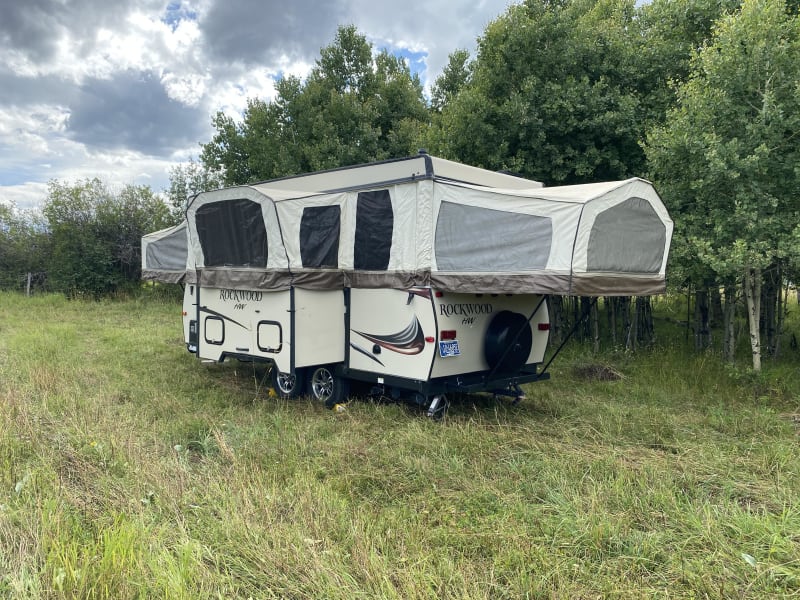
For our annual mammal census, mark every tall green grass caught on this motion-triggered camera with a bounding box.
[0,291,798,598]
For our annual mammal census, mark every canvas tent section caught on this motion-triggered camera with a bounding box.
[429,178,672,296]
[573,179,670,295]
[184,186,323,290]
[178,175,671,296]
[141,221,190,284]
[266,180,429,290]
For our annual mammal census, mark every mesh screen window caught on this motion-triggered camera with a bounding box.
[435,202,552,271]
[195,199,268,268]
[300,205,341,268]
[353,190,393,271]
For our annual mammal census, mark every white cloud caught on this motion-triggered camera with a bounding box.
[0,182,49,211]
[0,0,519,212]
[161,71,210,106]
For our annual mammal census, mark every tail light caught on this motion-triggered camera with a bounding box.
[440,330,457,340]
[538,323,551,331]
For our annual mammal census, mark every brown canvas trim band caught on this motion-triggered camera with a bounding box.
[142,270,186,284]
[146,268,666,296]
[430,272,572,295]
[197,269,294,291]
[570,273,666,296]
[344,271,430,290]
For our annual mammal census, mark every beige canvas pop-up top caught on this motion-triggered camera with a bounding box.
[142,155,672,296]
[141,220,189,284]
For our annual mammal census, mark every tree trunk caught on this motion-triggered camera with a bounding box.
[592,299,600,353]
[626,298,639,352]
[622,297,631,347]
[694,289,710,350]
[638,296,654,345]
[775,276,789,359]
[572,297,581,341]
[761,266,779,356]
[686,289,691,345]
[722,283,737,363]
[548,296,563,346]
[743,267,762,371]
[612,297,619,346]
[710,287,723,328]
[579,297,592,342]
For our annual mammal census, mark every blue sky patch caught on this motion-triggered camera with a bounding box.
[161,1,199,32]
[387,47,428,80]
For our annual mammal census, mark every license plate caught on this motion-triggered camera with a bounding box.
[439,340,461,357]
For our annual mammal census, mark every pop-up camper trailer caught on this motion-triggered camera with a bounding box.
[143,153,672,414]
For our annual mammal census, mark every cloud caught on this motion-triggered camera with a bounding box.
[0,0,519,211]
[65,70,210,155]
[0,103,71,185]
[0,68,75,107]
[346,0,509,89]
[200,0,348,66]
[0,0,156,70]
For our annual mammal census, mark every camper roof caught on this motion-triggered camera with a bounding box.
[143,155,672,296]
[248,152,543,194]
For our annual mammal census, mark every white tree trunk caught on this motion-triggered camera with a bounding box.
[743,267,762,371]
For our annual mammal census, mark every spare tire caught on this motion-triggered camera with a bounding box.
[483,310,533,373]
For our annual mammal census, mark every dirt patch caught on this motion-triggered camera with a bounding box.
[780,413,800,434]
[572,363,625,382]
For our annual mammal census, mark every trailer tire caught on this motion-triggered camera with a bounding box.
[307,365,349,409]
[271,367,306,399]
[483,310,533,373]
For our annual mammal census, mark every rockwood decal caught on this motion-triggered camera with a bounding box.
[219,289,263,302]
[438,303,494,317]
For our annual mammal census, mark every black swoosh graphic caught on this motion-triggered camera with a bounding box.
[353,316,425,355]
[199,306,249,330]
[349,342,385,366]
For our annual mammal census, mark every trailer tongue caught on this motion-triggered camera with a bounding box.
[142,153,672,416]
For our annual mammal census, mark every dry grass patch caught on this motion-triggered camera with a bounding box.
[0,291,798,598]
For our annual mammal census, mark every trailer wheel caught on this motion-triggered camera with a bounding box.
[483,310,533,373]
[307,365,349,409]
[271,367,306,399]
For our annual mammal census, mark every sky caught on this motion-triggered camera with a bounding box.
[0,0,518,212]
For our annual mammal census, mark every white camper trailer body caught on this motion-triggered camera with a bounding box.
[185,284,550,398]
[142,154,672,408]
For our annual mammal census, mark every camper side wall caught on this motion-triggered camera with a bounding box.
[294,289,346,368]
[186,285,293,371]
[429,292,549,379]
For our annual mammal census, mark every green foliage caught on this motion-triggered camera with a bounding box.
[429,0,647,184]
[42,179,172,297]
[0,292,798,597]
[0,204,49,291]
[635,0,742,123]
[166,159,223,222]
[425,0,750,186]
[430,49,472,112]
[200,25,429,185]
[646,0,800,283]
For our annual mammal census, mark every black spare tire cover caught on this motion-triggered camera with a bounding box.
[483,310,533,373]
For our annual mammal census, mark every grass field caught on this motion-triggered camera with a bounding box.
[0,290,798,598]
